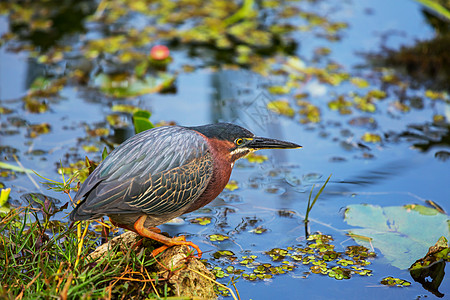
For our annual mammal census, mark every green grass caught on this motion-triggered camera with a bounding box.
[304,174,332,236]
[0,204,181,299]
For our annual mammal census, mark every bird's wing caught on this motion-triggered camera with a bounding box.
[69,126,213,220]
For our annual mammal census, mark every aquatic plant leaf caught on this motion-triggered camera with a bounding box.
[111,104,139,114]
[350,77,369,88]
[409,237,449,297]
[345,204,450,269]
[106,114,128,128]
[209,234,229,242]
[225,180,238,191]
[380,276,411,287]
[0,188,10,207]
[95,73,176,97]
[133,110,154,134]
[244,153,268,163]
[410,236,449,271]
[298,101,321,123]
[28,123,51,138]
[267,100,295,117]
[433,114,446,123]
[0,106,13,114]
[190,217,211,226]
[328,95,353,114]
[24,97,48,113]
[361,132,381,143]
[425,90,447,101]
[392,101,410,112]
[82,145,99,153]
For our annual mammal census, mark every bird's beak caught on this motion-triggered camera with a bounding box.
[246,137,302,150]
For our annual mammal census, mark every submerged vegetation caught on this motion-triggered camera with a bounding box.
[1,0,450,298]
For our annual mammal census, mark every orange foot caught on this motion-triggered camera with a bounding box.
[133,215,202,258]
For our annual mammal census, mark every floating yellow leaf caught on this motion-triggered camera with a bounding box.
[29,123,51,138]
[0,106,12,114]
[367,89,387,100]
[82,145,100,153]
[392,101,410,112]
[24,97,48,113]
[361,132,381,143]
[381,276,411,287]
[209,234,229,242]
[425,90,447,101]
[328,95,353,114]
[350,77,369,88]
[190,217,212,226]
[267,86,291,95]
[433,114,445,123]
[0,188,11,207]
[106,114,128,127]
[298,101,321,123]
[245,153,268,163]
[267,100,295,117]
[86,127,109,137]
[111,104,139,114]
[225,180,239,191]
[353,95,376,113]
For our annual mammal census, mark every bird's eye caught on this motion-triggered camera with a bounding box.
[235,138,244,146]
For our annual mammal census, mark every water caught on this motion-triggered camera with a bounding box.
[1,0,449,298]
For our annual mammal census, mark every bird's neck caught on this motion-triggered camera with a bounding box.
[185,138,233,213]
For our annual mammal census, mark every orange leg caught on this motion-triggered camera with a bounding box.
[133,215,202,258]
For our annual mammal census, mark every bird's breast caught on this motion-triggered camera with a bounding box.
[184,138,233,213]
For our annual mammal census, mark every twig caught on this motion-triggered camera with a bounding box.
[15,272,42,300]
[144,267,160,298]
[60,273,73,300]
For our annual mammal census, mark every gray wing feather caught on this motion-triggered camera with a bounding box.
[69,126,213,221]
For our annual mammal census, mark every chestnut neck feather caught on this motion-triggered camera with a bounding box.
[185,137,233,213]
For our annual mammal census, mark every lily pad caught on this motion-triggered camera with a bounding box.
[344,204,450,270]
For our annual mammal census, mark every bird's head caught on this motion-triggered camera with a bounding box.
[189,123,301,163]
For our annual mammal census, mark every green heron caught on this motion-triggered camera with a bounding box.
[69,123,301,257]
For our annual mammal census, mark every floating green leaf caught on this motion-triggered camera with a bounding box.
[380,276,411,287]
[209,234,229,242]
[190,216,211,226]
[409,236,449,296]
[345,204,450,269]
